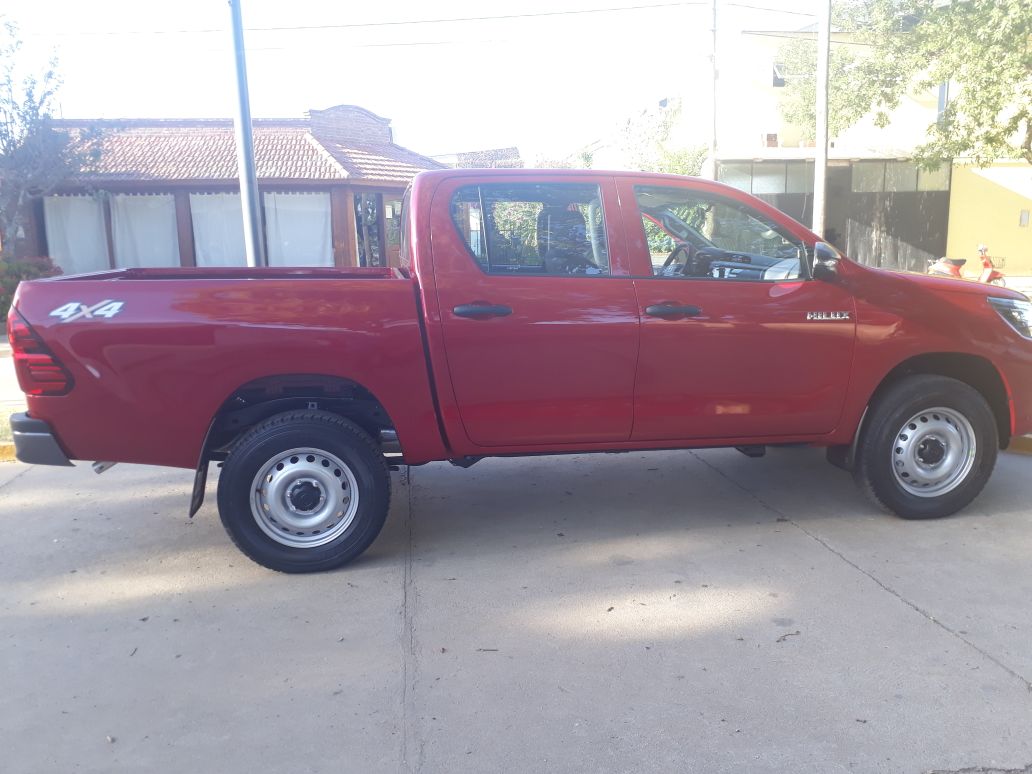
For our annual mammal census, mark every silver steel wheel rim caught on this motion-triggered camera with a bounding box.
[891,407,976,498]
[250,447,359,548]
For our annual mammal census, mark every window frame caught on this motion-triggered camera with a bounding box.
[631,184,812,284]
[448,181,615,279]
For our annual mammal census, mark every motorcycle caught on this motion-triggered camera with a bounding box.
[976,244,1006,286]
[926,244,1006,286]
[927,255,966,279]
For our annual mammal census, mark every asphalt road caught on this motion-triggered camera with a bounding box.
[1,449,1031,774]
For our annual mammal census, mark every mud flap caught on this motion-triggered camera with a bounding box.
[189,461,208,517]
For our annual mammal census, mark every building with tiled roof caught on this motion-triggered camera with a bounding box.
[433,147,523,169]
[21,105,444,272]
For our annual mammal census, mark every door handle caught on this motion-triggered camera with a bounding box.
[453,303,513,318]
[645,303,702,318]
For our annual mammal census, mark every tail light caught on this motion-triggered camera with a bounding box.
[6,309,74,396]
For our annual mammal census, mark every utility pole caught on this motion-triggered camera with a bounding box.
[812,0,831,237]
[229,0,266,267]
[709,0,718,179]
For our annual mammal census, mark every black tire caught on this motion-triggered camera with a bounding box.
[216,410,391,573]
[854,375,997,519]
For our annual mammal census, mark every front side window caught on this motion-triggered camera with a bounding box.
[635,185,804,281]
[451,183,610,276]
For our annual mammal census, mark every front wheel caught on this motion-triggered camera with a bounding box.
[216,411,391,572]
[854,375,998,519]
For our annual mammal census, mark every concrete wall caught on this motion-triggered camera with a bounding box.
[946,161,1032,276]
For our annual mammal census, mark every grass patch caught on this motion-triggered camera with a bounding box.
[0,411,13,444]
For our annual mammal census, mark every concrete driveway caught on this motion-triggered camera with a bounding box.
[1,449,1030,774]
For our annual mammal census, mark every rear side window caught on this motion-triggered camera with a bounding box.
[450,183,610,276]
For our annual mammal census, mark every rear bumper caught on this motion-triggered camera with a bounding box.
[10,413,74,466]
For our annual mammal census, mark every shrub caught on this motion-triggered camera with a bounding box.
[0,256,62,320]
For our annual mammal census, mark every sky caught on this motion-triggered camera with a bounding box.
[5,0,818,159]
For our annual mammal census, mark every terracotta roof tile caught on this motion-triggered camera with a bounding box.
[58,115,443,185]
[319,140,447,183]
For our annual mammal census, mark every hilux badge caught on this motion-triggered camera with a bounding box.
[806,311,851,321]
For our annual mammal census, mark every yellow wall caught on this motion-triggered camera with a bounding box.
[947,162,1032,276]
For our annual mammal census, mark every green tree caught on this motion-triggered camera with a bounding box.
[776,32,894,144]
[0,20,100,258]
[780,0,1032,167]
[619,98,707,175]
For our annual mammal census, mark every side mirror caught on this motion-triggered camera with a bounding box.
[812,241,840,280]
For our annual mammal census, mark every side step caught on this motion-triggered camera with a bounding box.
[735,445,766,458]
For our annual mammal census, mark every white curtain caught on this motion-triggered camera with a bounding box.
[42,195,109,275]
[264,192,333,267]
[111,194,180,268]
[190,193,246,267]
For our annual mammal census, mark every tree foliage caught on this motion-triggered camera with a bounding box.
[776,32,898,144]
[0,20,100,258]
[779,0,1032,167]
[0,254,60,318]
[618,98,707,176]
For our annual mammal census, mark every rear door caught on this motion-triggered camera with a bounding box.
[430,175,640,447]
[620,178,856,441]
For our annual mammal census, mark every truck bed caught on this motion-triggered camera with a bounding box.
[13,269,443,468]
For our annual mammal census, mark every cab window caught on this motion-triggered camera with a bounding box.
[635,185,804,281]
[451,183,611,276]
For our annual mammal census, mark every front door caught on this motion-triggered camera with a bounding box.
[620,179,856,441]
[431,176,640,447]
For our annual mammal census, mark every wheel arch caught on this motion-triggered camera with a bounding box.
[830,352,1011,472]
[189,373,398,516]
[870,353,1011,448]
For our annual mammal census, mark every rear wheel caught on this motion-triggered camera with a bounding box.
[854,375,998,519]
[216,411,391,572]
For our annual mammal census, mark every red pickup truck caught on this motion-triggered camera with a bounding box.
[8,169,1032,572]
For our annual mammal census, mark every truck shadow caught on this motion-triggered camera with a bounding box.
[395,447,1031,565]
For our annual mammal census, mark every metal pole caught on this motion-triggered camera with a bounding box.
[812,0,831,237]
[229,0,266,267]
[709,0,718,179]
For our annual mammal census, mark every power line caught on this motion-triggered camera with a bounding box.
[27,2,708,38]
[741,30,872,46]
[726,3,816,16]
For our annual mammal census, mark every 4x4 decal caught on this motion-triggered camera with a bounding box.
[49,300,125,322]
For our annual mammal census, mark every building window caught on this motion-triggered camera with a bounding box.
[785,161,815,193]
[42,195,109,275]
[851,162,885,193]
[885,161,918,192]
[751,162,787,194]
[190,193,246,267]
[383,198,403,266]
[264,192,333,267]
[355,193,384,267]
[717,163,752,192]
[111,194,180,268]
[917,165,950,191]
